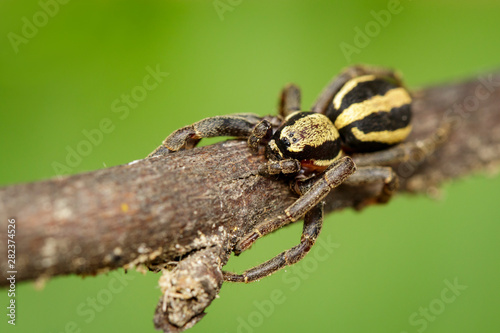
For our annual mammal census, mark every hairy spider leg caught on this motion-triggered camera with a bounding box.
[223,202,324,283]
[162,114,265,152]
[351,121,452,167]
[248,83,303,153]
[341,121,452,204]
[279,84,302,118]
[342,166,399,204]
[229,156,355,259]
[257,159,302,176]
[311,65,405,115]
[247,119,273,154]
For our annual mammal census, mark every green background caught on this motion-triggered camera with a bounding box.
[1,0,500,332]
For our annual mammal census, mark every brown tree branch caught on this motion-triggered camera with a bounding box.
[1,72,500,331]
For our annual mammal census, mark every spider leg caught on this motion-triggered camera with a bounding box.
[279,84,301,118]
[223,202,324,283]
[344,122,452,204]
[162,114,264,152]
[311,65,404,114]
[257,158,302,176]
[352,121,452,167]
[247,119,273,154]
[343,166,398,204]
[234,156,356,255]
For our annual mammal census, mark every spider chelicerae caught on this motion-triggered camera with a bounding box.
[155,65,450,283]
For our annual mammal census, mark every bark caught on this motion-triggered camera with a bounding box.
[1,72,500,332]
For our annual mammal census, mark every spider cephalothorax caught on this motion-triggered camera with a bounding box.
[266,111,342,175]
[154,65,450,283]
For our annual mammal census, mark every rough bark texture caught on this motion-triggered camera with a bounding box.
[1,72,500,332]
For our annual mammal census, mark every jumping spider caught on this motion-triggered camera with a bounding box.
[158,65,450,283]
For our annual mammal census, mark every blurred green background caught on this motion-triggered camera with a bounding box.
[1,0,500,332]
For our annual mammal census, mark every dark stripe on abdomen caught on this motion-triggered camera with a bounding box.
[327,79,397,123]
[339,104,412,152]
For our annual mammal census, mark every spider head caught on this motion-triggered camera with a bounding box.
[265,111,342,172]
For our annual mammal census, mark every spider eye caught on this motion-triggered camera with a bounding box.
[292,138,298,143]
[282,137,290,147]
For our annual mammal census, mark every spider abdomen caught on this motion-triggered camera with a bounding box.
[326,74,412,152]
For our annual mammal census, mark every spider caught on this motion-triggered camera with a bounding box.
[157,65,450,283]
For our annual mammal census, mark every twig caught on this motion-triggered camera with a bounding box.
[1,71,500,332]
